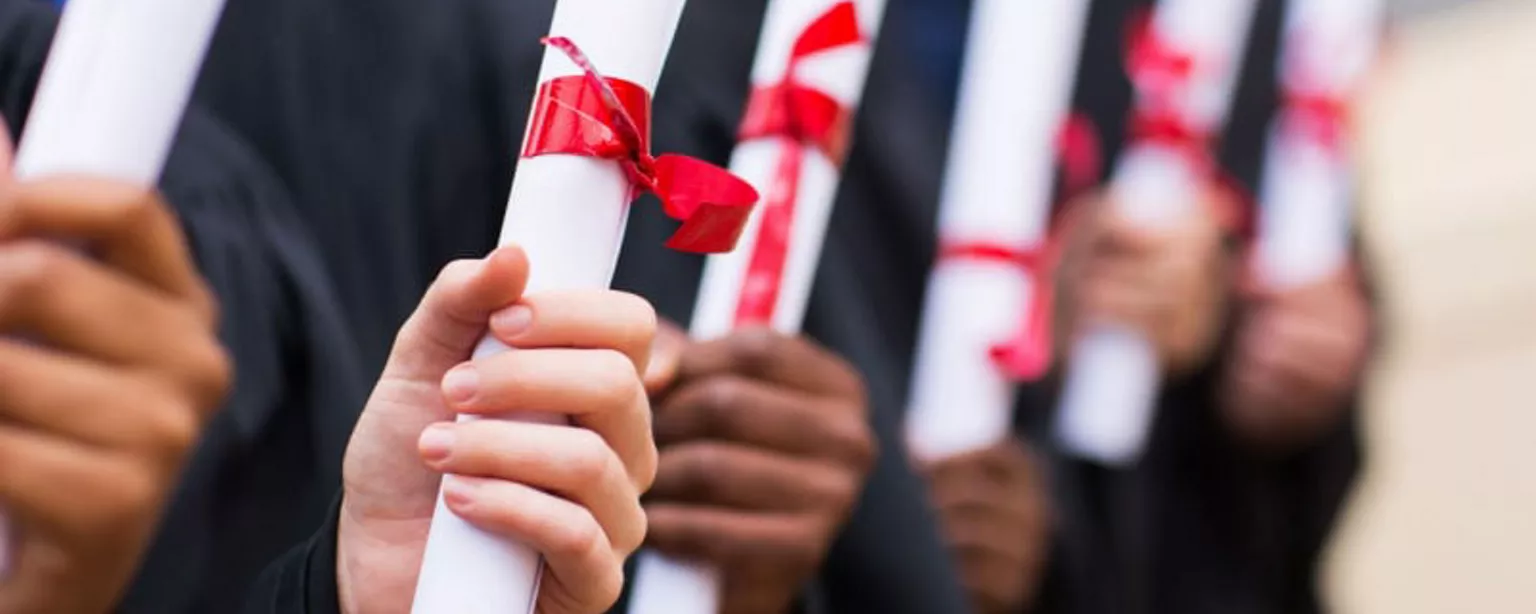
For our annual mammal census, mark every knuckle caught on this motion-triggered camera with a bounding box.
[113,190,166,228]
[0,242,71,302]
[100,466,161,528]
[183,338,233,415]
[434,258,480,287]
[681,445,725,500]
[726,328,779,372]
[616,291,658,346]
[632,435,659,493]
[698,376,748,419]
[589,349,642,407]
[548,508,604,560]
[565,429,613,485]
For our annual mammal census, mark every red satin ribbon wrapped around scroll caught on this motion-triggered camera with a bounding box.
[1124,10,1214,174]
[731,1,863,326]
[938,241,1058,381]
[523,37,760,254]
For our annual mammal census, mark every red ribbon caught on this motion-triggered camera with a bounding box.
[1123,9,1214,173]
[522,37,760,254]
[731,1,865,326]
[1280,89,1348,154]
[938,241,1059,381]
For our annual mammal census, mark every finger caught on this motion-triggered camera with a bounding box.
[0,340,202,468]
[0,241,230,408]
[939,502,1045,562]
[928,471,1041,523]
[488,289,657,374]
[440,347,654,488]
[1249,316,1354,398]
[654,375,875,468]
[0,179,210,315]
[679,328,865,401]
[643,319,687,395]
[648,442,857,512]
[1093,211,1164,258]
[925,441,1037,489]
[0,426,159,554]
[1076,277,1162,331]
[420,421,645,553]
[441,476,627,611]
[644,504,822,569]
[385,247,530,380]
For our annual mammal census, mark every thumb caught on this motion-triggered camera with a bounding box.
[643,319,687,395]
[384,246,530,381]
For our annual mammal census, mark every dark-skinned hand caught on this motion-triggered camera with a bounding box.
[643,321,877,614]
[1221,269,1371,453]
[922,438,1052,614]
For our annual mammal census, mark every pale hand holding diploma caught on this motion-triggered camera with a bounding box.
[1254,0,1385,291]
[902,0,1093,464]
[1054,0,1259,465]
[409,1,758,612]
[626,1,885,612]
[5,0,229,575]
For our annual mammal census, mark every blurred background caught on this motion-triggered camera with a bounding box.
[1328,0,1536,611]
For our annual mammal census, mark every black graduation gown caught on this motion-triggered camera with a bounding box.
[198,0,972,611]
[1036,2,1365,614]
[0,2,370,613]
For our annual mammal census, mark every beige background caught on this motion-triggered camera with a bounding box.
[1324,1,1536,611]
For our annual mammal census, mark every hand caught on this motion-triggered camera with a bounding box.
[1221,270,1371,453]
[1056,189,1232,375]
[0,127,230,612]
[922,439,1051,614]
[643,323,876,614]
[336,246,659,614]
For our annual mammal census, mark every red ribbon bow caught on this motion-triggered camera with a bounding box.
[1124,9,1214,172]
[522,37,760,254]
[731,1,865,326]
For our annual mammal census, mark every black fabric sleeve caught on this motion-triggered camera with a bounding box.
[242,495,343,614]
[0,1,57,131]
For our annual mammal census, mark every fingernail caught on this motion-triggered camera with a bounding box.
[441,476,481,510]
[442,365,480,406]
[491,305,533,338]
[418,424,455,463]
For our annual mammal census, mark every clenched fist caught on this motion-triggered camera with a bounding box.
[644,323,876,614]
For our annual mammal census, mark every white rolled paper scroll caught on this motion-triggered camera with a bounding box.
[7,0,229,575]
[627,1,886,612]
[410,1,688,612]
[1254,0,1385,291]
[1054,0,1260,466]
[902,0,1093,463]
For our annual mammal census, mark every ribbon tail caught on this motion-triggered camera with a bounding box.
[651,154,760,254]
[732,142,803,326]
[989,269,1056,382]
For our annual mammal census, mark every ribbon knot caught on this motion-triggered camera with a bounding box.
[1123,10,1213,171]
[523,37,760,254]
[731,1,866,326]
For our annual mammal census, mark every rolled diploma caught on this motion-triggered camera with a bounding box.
[409,1,687,612]
[1254,0,1384,290]
[1054,0,1259,465]
[6,0,228,573]
[626,1,885,612]
[903,0,1093,462]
